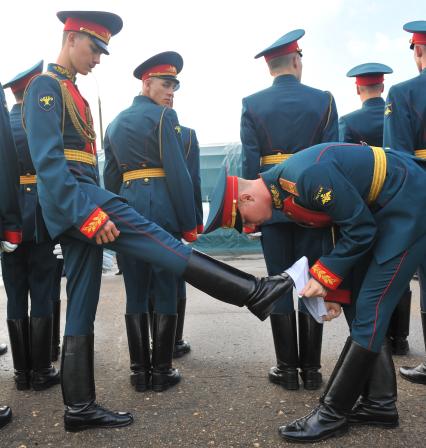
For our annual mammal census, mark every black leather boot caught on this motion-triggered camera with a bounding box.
[30,316,60,390]
[51,300,61,362]
[0,344,7,356]
[174,298,191,358]
[151,313,181,392]
[0,406,12,429]
[349,338,398,427]
[388,289,411,355]
[299,311,323,390]
[400,310,426,384]
[279,337,378,443]
[183,250,294,321]
[62,335,133,432]
[7,318,31,390]
[268,313,299,390]
[125,313,151,392]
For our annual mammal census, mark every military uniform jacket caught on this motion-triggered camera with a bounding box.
[103,96,196,238]
[9,103,39,241]
[23,64,116,240]
[181,125,203,231]
[339,97,385,146]
[383,68,426,155]
[260,143,426,290]
[241,74,338,224]
[0,84,22,243]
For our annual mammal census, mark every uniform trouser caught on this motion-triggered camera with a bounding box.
[1,241,57,319]
[51,260,64,302]
[344,233,426,352]
[261,223,333,314]
[417,259,426,312]
[60,197,191,336]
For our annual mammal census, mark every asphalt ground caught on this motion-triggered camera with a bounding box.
[1,254,425,447]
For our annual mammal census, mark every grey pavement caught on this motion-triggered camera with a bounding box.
[1,255,425,447]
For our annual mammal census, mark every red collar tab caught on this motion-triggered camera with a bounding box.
[221,176,239,228]
[283,196,332,228]
[141,64,178,81]
[264,41,300,62]
[411,32,426,47]
[355,74,384,86]
[64,17,112,45]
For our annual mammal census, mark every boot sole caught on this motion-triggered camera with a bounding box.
[65,419,133,432]
[32,379,61,391]
[279,425,348,443]
[348,419,399,428]
[399,372,426,385]
[269,376,299,391]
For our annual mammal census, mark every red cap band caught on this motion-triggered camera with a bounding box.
[411,32,426,46]
[221,176,239,228]
[141,64,178,81]
[10,73,39,94]
[264,41,300,62]
[355,74,384,86]
[64,17,111,44]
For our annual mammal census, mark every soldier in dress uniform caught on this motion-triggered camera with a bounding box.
[339,63,411,356]
[0,81,23,430]
[2,61,62,392]
[104,52,198,392]
[206,142,426,442]
[240,29,339,390]
[22,10,295,432]
[383,21,426,383]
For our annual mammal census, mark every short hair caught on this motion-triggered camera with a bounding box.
[267,53,296,71]
[62,30,85,47]
[359,83,384,94]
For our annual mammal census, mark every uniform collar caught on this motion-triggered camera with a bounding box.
[47,63,76,82]
[11,103,22,113]
[273,74,300,85]
[421,68,426,76]
[362,97,385,109]
[133,95,160,106]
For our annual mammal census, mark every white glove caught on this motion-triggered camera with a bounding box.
[246,231,262,241]
[53,243,63,259]
[0,241,18,253]
[102,251,114,273]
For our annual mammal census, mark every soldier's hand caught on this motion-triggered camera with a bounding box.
[300,278,328,298]
[95,220,120,245]
[323,302,342,322]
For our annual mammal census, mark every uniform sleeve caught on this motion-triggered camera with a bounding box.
[186,129,203,232]
[383,86,414,154]
[161,109,197,241]
[320,92,339,142]
[240,98,262,179]
[23,75,108,239]
[297,164,377,290]
[338,117,352,143]
[0,84,22,243]
[103,128,123,195]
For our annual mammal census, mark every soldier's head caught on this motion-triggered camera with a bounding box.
[56,11,123,76]
[404,21,426,72]
[134,51,182,106]
[346,63,392,104]
[255,29,305,81]
[3,60,43,104]
[204,169,273,234]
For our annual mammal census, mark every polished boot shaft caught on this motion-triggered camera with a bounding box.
[125,313,151,391]
[51,300,61,362]
[174,298,191,358]
[269,312,299,390]
[298,311,323,390]
[183,250,294,321]
[7,318,31,390]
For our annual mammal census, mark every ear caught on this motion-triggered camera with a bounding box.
[292,54,299,70]
[380,84,384,93]
[239,192,254,203]
[415,45,423,58]
[356,85,360,96]
[67,31,78,47]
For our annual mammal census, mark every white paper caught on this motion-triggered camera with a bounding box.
[284,256,327,324]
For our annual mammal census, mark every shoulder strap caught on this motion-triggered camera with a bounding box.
[158,106,168,161]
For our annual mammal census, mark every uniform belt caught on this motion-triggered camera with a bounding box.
[64,149,97,166]
[122,168,166,183]
[19,174,37,185]
[414,149,426,159]
[367,146,387,204]
[261,153,292,166]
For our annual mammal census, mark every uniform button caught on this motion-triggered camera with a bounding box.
[142,163,147,168]
[126,181,130,187]
[26,187,31,192]
[144,178,149,182]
